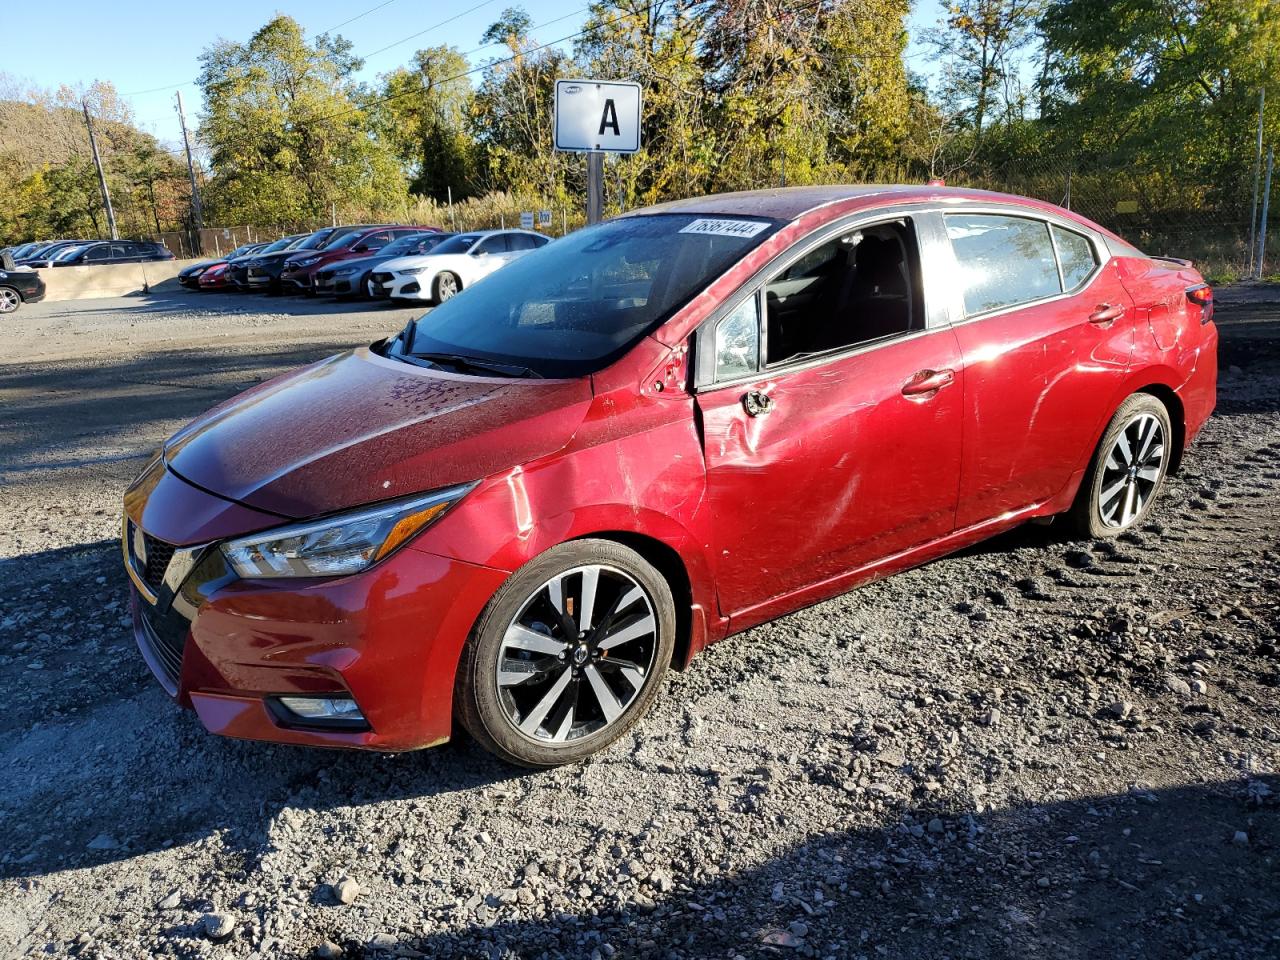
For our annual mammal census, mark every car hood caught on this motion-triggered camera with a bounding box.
[163,348,594,520]
[253,249,316,265]
[320,254,391,274]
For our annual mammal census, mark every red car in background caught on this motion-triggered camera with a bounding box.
[278,225,433,293]
[122,185,1216,767]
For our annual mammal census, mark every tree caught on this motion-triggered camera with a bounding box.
[197,16,406,225]
[374,46,477,202]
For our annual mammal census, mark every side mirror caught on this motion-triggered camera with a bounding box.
[352,243,370,253]
[472,249,487,256]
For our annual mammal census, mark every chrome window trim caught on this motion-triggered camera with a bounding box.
[694,205,945,392]
[936,204,1108,326]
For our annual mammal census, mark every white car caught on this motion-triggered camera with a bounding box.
[369,229,551,303]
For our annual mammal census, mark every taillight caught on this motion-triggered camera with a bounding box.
[1186,284,1213,323]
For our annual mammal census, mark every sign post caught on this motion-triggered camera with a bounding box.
[554,80,642,226]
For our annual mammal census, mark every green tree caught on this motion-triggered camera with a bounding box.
[374,45,477,202]
[197,16,407,225]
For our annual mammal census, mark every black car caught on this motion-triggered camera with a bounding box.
[229,234,308,290]
[51,240,175,267]
[314,232,454,298]
[0,266,46,314]
[243,227,356,294]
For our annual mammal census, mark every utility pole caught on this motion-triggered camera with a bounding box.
[1248,87,1266,275]
[82,101,118,240]
[175,91,204,240]
[1257,148,1273,280]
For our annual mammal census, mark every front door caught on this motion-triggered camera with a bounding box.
[693,216,964,617]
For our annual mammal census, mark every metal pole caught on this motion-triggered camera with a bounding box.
[447,186,456,232]
[586,151,603,225]
[1064,169,1072,210]
[1248,88,1265,275]
[82,101,118,240]
[1257,148,1273,280]
[175,91,204,244]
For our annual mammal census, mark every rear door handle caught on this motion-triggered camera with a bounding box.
[1088,303,1125,325]
[901,368,955,398]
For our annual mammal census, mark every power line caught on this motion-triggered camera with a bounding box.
[361,0,503,60]
[322,0,401,35]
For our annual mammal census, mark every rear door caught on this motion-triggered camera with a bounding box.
[943,210,1136,528]
[693,212,965,616]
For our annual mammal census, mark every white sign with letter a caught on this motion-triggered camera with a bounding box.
[554,80,642,153]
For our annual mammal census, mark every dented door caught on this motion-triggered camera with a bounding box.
[694,328,964,616]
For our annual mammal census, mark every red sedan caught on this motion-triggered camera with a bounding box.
[122,186,1217,766]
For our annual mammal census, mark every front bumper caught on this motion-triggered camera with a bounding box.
[124,464,508,751]
[369,272,428,300]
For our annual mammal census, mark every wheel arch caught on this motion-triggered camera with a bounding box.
[1134,382,1186,474]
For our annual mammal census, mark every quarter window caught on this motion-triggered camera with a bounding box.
[945,214,1061,316]
[1051,224,1097,290]
[714,295,760,380]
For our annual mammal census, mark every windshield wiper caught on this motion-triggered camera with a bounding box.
[400,351,543,379]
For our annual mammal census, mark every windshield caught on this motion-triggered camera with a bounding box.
[429,234,482,255]
[380,233,434,257]
[402,213,781,378]
[54,245,89,261]
[258,236,297,254]
[320,228,364,251]
[298,228,334,250]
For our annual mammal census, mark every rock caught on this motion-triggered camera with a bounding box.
[1036,877,1051,888]
[333,876,360,905]
[1164,675,1191,696]
[1190,679,1207,695]
[788,920,809,938]
[366,933,397,950]
[648,870,674,893]
[200,912,235,941]
[1232,830,1249,848]
[156,890,181,910]
[315,942,343,960]
[927,818,945,835]
[85,833,118,851]
[761,930,801,948]
[1108,701,1133,720]
[982,707,1001,727]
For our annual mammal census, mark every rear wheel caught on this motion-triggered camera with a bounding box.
[433,271,460,304]
[1068,393,1172,538]
[455,539,675,767]
[0,287,19,314]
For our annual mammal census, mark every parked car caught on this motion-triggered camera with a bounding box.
[369,229,550,303]
[229,235,308,290]
[179,243,267,289]
[16,240,92,267]
[244,227,357,294]
[49,240,175,266]
[315,232,454,298]
[122,185,1217,766]
[5,242,47,261]
[278,225,429,294]
[0,263,45,314]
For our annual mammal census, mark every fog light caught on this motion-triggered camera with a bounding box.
[277,696,366,722]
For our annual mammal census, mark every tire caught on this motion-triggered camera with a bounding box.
[455,539,676,767]
[1068,393,1173,538]
[0,287,20,314]
[433,271,460,304]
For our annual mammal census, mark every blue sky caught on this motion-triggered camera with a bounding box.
[4,0,941,150]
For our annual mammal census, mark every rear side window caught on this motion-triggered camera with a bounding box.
[508,233,539,251]
[1051,225,1098,290]
[714,295,760,380]
[477,234,512,254]
[945,214,1061,315]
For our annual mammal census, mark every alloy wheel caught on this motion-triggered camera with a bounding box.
[1098,412,1165,528]
[496,564,658,743]
[437,273,458,300]
[0,289,19,314]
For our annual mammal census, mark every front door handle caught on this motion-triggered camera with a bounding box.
[901,368,955,398]
[1088,303,1125,325]
[743,390,775,417]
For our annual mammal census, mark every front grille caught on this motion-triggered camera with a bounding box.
[371,272,393,284]
[137,598,187,690]
[316,270,334,282]
[142,533,175,591]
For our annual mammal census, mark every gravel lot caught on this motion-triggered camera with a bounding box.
[1,286,1277,960]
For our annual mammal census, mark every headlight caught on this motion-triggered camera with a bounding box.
[221,484,474,579]
[291,255,321,267]
[397,265,430,275]
[332,266,359,276]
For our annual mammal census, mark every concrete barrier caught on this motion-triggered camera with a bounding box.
[37,258,201,302]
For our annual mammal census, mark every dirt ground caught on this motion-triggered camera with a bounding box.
[0,285,1277,960]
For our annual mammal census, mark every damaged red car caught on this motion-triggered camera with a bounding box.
[123,185,1217,766]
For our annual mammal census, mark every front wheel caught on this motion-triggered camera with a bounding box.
[455,539,675,767]
[0,287,21,314]
[433,271,460,304]
[1068,393,1173,538]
